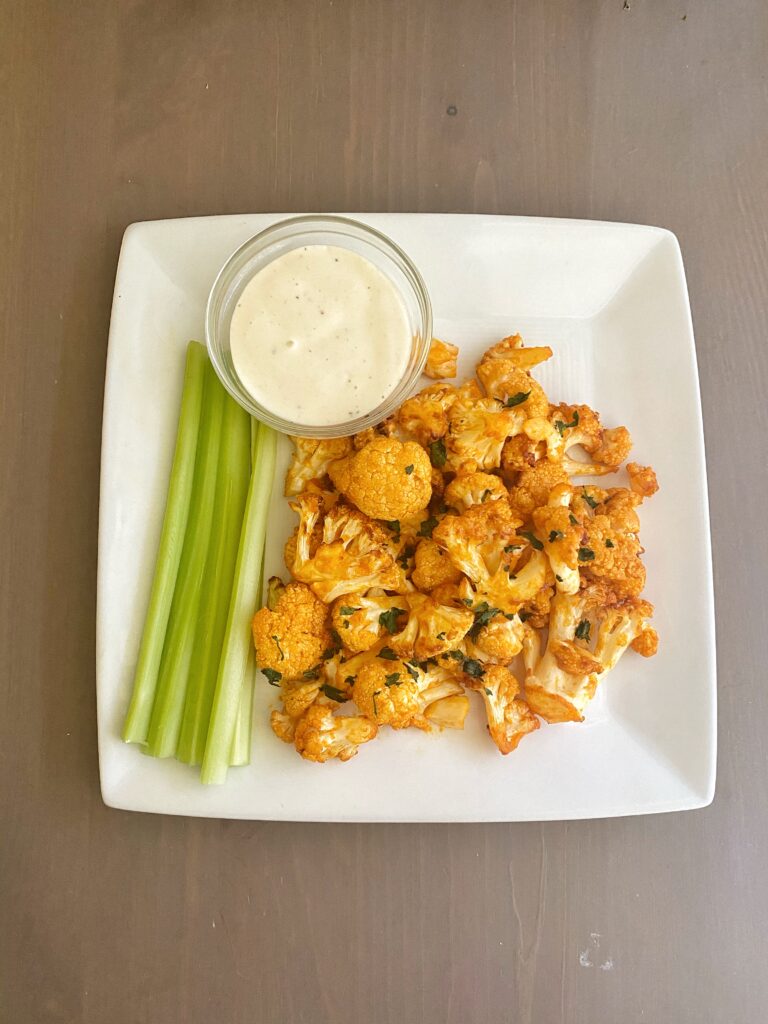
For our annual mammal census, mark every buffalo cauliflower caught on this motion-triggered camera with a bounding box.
[390,591,475,660]
[411,539,463,591]
[252,577,331,682]
[285,437,353,497]
[331,591,408,652]
[444,471,508,510]
[425,337,459,379]
[468,664,539,754]
[329,435,432,520]
[292,703,378,762]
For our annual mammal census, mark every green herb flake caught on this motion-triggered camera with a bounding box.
[321,683,347,703]
[463,658,485,679]
[569,513,579,526]
[481,489,491,503]
[404,662,420,681]
[378,646,399,661]
[437,631,447,640]
[484,687,493,696]
[418,516,439,539]
[503,543,521,553]
[339,606,359,617]
[344,675,355,685]
[379,607,406,634]
[271,635,285,660]
[504,390,531,408]
[554,410,580,435]
[384,672,402,688]
[471,602,501,635]
[582,491,599,509]
[448,650,465,663]
[405,464,414,475]
[575,619,591,642]
[262,668,282,686]
[302,665,322,681]
[605,538,615,548]
[462,598,474,607]
[371,690,381,716]
[518,610,532,623]
[429,438,447,468]
[383,519,401,535]
[578,546,595,562]
[519,530,544,551]
[548,530,564,542]
[555,574,563,583]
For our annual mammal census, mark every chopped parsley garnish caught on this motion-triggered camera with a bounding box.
[344,675,355,685]
[302,665,322,680]
[484,687,493,696]
[437,631,447,640]
[518,610,532,622]
[429,438,447,468]
[320,683,347,703]
[404,662,420,681]
[383,519,401,535]
[405,464,414,475]
[262,668,282,686]
[554,410,580,435]
[519,530,543,551]
[271,635,285,660]
[471,602,501,636]
[503,543,522,553]
[339,606,359,617]
[578,546,595,561]
[371,690,381,715]
[418,515,439,538]
[463,658,485,678]
[329,629,344,650]
[397,545,416,568]
[448,650,465,663]
[379,607,406,634]
[575,619,591,642]
[582,490,599,509]
[462,597,474,607]
[605,538,615,548]
[548,530,564,542]
[555,574,563,583]
[504,390,531,408]
[322,646,337,660]
[481,489,491,502]
[384,672,402,687]
[378,646,399,661]
[569,513,579,525]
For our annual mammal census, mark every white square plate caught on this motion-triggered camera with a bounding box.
[97,213,716,820]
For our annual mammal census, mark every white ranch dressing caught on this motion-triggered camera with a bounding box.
[230,245,412,427]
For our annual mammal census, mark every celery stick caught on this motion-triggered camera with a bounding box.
[176,392,250,764]
[122,342,206,744]
[145,365,225,757]
[251,416,258,472]
[201,421,278,784]
[229,646,255,767]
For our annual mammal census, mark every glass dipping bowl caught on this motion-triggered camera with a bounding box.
[205,215,433,438]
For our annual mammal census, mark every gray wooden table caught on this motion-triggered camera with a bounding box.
[2,1,766,1021]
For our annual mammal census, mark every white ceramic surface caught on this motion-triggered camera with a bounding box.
[97,213,716,821]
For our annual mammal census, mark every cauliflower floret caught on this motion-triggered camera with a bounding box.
[477,548,549,616]
[293,703,378,762]
[525,591,603,722]
[468,664,539,754]
[465,610,526,664]
[593,598,656,672]
[521,416,565,462]
[446,396,524,473]
[331,591,408,653]
[432,498,522,582]
[383,381,457,447]
[444,471,508,510]
[626,462,659,499]
[551,403,632,476]
[518,581,556,629]
[424,694,470,728]
[289,495,404,602]
[631,625,659,657]
[329,436,432,520]
[252,578,331,682]
[580,492,646,601]
[476,361,550,418]
[418,662,467,728]
[390,591,475,660]
[532,483,582,594]
[477,334,553,372]
[352,659,421,729]
[425,337,459,379]
[507,461,570,518]
[285,437,352,496]
[411,539,462,591]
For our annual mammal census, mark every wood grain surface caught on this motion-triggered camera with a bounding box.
[2,1,767,1021]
